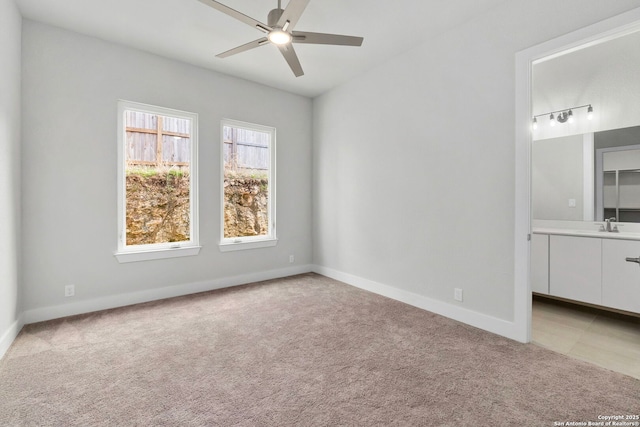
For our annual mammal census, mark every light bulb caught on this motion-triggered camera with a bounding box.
[568,110,574,123]
[587,105,594,120]
[549,113,556,127]
[268,30,292,45]
[532,117,538,130]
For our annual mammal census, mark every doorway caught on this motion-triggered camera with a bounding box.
[514,8,640,348]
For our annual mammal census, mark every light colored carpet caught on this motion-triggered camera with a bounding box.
[0,273,638,426]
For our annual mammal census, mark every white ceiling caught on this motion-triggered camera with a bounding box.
[16,0,507,98]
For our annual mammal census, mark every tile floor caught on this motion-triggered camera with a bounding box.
[532,296,640,380]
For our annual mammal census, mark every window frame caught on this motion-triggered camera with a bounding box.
[115,100,200,263]
[219,118,277,252]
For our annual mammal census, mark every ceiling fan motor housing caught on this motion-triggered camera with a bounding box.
[268,8,285,28]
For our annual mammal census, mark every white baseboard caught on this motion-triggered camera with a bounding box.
[0,315,24,360]
[312,265,523,342]
[17,263,522,348]
[23,264,313,325]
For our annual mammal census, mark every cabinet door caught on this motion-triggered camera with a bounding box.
[531,234,549,294]
[602,239,640,314]
[549,235,602,305]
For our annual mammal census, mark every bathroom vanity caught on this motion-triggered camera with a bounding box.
[532,227,640,314]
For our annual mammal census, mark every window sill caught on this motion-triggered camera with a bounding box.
[219,238,278,252]
[114,246,201,263]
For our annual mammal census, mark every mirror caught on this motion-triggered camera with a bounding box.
[533,126,640,222]
[531,28,640,223]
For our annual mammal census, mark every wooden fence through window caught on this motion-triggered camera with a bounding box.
[223,125,269,171]
[125,111,191,168]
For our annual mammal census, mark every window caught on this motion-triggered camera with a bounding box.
[115,101,200,263]
[220,119,276,251]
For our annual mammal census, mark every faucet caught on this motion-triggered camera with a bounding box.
[604,217,619,232]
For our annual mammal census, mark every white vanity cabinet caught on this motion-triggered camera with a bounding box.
[548,235,602,306]
[533,230,640,314]
[602,239,640,313]
[531,234,549,294]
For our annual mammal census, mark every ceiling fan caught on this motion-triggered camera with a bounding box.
[197,0,364,77]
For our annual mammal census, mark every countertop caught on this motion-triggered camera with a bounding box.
[533,227,640,240]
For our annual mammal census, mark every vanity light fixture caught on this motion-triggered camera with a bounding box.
[531,104,594,131]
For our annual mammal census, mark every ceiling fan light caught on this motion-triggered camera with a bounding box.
[268,30,292,45]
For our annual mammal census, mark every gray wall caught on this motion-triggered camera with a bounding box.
[0,0,22,353]
[532,135,585,221]
[312,0,640,321]
[21,21,312,314]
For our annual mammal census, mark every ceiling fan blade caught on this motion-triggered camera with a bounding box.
[198,0,272,32]
[292,31,364,46]
[277,44,304,77]
[216,38,269,58]
[277,0,311,31]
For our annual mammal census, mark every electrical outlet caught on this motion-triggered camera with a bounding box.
[65,285,75,297]
[289,254,295,263]
[454,288,463,302]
